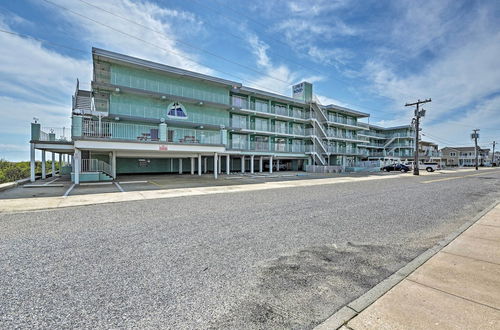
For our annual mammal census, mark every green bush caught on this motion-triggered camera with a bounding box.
[0,159,60,184]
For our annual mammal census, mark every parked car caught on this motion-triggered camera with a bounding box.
[404,161,440,172]
[264,163,288,171]
[381,163,410,172]
[421,162,440,172]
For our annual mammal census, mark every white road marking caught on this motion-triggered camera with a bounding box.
[43,177,59,186]
[118,180,148,184]
[63,184,75,197]
[79,182,113,186]
[114,182,125,192]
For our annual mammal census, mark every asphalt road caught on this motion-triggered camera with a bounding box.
[1,169,500,329]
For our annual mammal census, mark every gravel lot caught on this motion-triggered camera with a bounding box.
[1,169,500,329]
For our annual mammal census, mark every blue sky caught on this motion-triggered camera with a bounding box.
[1,0,500,161]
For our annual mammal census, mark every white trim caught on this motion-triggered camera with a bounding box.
[63,183,75,197]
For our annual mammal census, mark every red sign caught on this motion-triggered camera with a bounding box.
[159,145,168,151]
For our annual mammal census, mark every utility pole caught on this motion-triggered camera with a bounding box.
[405,98,432,175]
[471,129,480,170]
[492,141,496,165]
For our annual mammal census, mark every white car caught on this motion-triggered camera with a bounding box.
[404,161,440,172]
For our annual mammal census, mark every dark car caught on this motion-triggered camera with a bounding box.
[381,163,410,173]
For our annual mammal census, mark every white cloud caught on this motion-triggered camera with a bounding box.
[315,94,348,107]
[0,0,215,160]
[41,0,212,74]
[360,1,500,146]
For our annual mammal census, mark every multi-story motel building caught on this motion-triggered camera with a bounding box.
[29,48,415,183]
[441,147,490,167]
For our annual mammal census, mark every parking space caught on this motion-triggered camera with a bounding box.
[0,177,73,200]
[1,168,492,201]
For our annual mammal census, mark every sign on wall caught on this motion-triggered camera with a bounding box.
[167,102,188,119]
[292,82,304,100]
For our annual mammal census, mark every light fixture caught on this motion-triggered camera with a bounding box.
[199,101,203,105]
[160,118,165,123]
[115,87,120,92]
[161,95,166,100]
[114,117,120,121]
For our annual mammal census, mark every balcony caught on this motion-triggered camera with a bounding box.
[37,127,71,142]
[326,146,364,155]
[81,120,222,145]
[229,141,306,153]
[230,96,308,120]
[359,131,386,139]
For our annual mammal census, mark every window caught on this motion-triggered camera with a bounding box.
[275,121,287,134]
[450,152,456,156]
[231,134,247,149]
[231,95,247,108]
[254,136,269,151]
[275,138,286,152]
[167,102,187,119]
[232,114,247,129]
[254,118,269,131]
[254,99,269,112]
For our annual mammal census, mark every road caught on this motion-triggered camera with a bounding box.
[1,169,500,329]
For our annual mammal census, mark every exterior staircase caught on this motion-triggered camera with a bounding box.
[72,79,92,114]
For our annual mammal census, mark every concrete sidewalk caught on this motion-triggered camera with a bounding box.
[336,204,500,329]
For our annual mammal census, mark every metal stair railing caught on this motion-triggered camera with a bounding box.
[81,159,112,177]
[383,136,398,148]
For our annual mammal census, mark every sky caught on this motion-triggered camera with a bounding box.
[1,0,500,161]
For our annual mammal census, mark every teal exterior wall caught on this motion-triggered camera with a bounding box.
[31,123,40,141]
[109,93,230,127]
[110,64,230,105]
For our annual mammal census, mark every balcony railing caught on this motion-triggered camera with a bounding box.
[81,120,221,145]
[327,116,357,126]
[168,128,221,145]
[39,127,71,142]
[359,131,386,138]
[230,97,308,120]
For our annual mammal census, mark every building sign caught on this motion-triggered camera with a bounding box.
[167,102,188,119]
[159,145,168,151]
[138,159,151,167]
[292,82,304,100]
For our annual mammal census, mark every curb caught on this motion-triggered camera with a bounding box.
[315,200,500,330]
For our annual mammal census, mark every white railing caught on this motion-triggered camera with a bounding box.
[81,159,112,176]
[40,127,70,141]
[82,120,159,141]
[168,128,221,145]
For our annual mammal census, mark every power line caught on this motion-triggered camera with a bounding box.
[41,0,296,97]
[0,28,87,54]
[76,0,295,87]
[77,0,397,116]
[187,0,327,76]
[42,0,402,117]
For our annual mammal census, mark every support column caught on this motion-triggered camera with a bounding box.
[241,156,245,173]
[52,152,56,177]
[198,154,202,176]
[276,159,280,172]
[41,150,46,180]
[269,156,273,173]
[218,155,222,174]
[74,148,81,184]
[226,155,230,175]
[111,151,117,179]
[190,157,195,175]
[179,158,183,174]
[204,157,208,173]
[30,143,35,182]
[214,153,218,179]
[59,153,63,175]
[259,156,263,173]
[250,155,255,174]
